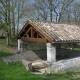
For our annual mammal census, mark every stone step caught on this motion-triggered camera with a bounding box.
[21,59,32,71]
[32,60,47,69]
[21,59,50,74]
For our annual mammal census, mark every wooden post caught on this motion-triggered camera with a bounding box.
[31,27,34,38]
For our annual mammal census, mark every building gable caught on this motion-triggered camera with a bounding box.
[18,20,53,43]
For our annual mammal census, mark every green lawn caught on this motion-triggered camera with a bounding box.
[0,50,80,80]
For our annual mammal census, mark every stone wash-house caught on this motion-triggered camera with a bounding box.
[18,20,80,73]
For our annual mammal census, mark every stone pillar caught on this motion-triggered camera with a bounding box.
[18,39,23,53]
[46,43,56,63]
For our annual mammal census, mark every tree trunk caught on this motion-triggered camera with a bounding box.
[8,0,11,37]
[17,4,20,34]
[7,32,9,46]
[49,0,53,21]
[12,0,15,37]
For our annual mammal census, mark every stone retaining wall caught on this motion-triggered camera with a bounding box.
[56,49,80,60]
[32,49,47,60]
[50,57,80,73]
[33,49,80,73]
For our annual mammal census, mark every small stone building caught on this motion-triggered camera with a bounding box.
[18,20,80,63]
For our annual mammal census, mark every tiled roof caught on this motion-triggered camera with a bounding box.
[29,20,80,43]
[18,20,80,43]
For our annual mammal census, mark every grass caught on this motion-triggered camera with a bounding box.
[0,38,80,80]
[0,51,80,80]
[0,50,80,80]
[0,38,17,53]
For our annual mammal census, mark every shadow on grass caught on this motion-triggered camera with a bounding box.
[0,50,13,58]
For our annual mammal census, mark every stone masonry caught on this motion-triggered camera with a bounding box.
[50,57,80,73]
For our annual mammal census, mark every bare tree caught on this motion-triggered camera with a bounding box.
[0,0,29,45]
[33,0,49,20]
[33,0,74,22]
[72,2,80,25]
[0,0,11,45]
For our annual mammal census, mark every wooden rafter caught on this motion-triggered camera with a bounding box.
[38,33,44,38]
[24,27,31,37]
[31,27,34,38]
[18,21,29,38]
[26,27,31,35]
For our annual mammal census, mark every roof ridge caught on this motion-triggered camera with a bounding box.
[28,19,80,26]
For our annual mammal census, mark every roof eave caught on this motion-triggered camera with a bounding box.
[53,40,80,44]
[17,20,30,39]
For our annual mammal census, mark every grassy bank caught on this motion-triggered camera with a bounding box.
[0,52,80,80]
[0,49,80,79]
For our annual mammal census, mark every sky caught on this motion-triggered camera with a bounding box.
[30,0,34,3]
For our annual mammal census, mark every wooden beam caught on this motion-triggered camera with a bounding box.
[21,37,47,43]
[36,32,41,38]
[25,27,31,34]
[27,34,29,38]
[23,27,31,37]
[38,33,44,38]
[31,27,34,38]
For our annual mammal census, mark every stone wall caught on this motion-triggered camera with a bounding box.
[33,49,80,73]
[32,49,80,60]
[50,57,80,73]
[56,49,80,60]
[32,49,47,60]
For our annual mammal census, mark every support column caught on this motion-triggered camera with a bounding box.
[46,43,56,63]
[18,39,23,53]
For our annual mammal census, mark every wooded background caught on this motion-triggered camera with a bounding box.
[0,0,80,46]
